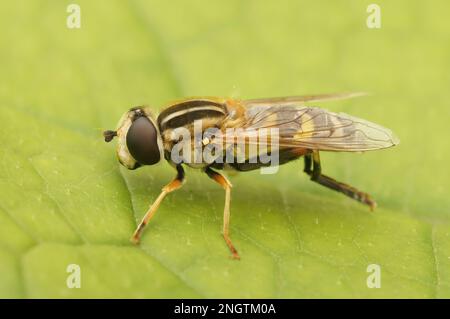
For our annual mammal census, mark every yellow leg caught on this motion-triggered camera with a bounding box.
[205,167,240,260]
[131,166,185,244]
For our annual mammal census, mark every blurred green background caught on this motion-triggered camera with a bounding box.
[0,0,449,298]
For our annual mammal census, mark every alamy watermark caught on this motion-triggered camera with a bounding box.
[66,263,81,288]
[366,264,381,288]
[366,4,381,29]
[66,4,81,29]
[167,120,281,174]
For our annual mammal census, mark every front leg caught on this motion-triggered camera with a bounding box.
[131,165,185,244]
[205,167,240,260]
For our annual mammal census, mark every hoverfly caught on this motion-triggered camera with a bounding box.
[103,92,399,259]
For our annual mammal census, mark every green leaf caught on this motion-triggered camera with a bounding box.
[0,0,449,298]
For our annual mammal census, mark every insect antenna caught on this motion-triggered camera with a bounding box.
[103,130,117,142]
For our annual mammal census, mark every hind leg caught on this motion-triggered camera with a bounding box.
[304,151,376,210]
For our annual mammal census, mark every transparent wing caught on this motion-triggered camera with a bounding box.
[244,92,367,107]
[231,104,399,152]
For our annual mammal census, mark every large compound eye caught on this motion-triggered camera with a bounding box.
[126,117,161,165]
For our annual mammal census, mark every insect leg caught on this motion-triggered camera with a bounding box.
[205,167,240,260]
[131,165,185,244]
[304,151,376,210]
[303,152,313,175]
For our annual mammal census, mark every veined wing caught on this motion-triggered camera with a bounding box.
[244,92,367,107]
[232,103,399,152]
